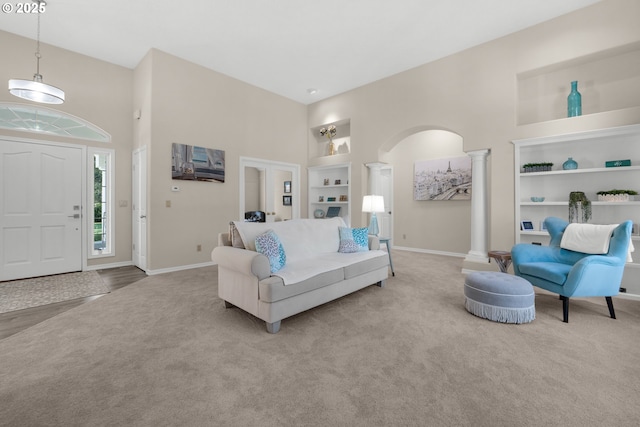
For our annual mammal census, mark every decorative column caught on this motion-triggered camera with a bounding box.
[464,150,490,265]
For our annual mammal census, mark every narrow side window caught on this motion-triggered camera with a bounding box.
[88,148,114,257]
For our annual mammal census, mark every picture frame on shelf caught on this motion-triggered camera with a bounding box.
[283,195,292,206]
[339,195,348,201]
[335,179,341,185]
[520,220,534,231]
[323,179,329,186]
[632,223,639,236]
[540,221,547,232]
[327,197,336,202]
[326,206,341,218]
[284,181,291,193]
[318,196,324,202]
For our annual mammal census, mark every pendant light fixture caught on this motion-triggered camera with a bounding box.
[8,0,65,104]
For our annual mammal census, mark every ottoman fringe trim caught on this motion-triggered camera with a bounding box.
[465,297,535,324]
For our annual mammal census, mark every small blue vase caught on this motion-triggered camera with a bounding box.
[567,81,582,117]
[563,157,578,170]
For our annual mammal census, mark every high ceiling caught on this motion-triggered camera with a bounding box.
[1,0,600,104]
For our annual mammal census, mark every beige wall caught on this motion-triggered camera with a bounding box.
[2,0,639,273]
[136,50,307,271]
[0,30,134,269]
[308,0,640,255]
[386,130,469,254]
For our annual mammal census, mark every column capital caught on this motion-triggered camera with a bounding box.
[467,149,490,159]
[365,162,388,170]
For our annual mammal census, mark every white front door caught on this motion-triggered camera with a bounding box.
[1,139,83,281]
[132,147,147,271]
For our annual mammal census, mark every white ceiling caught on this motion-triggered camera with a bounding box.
[2,0,600,104]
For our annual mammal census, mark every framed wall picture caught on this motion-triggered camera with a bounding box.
[283,195,292,206]
[284,181,291,193]
[171,143,225,183]
[414,155,471,201]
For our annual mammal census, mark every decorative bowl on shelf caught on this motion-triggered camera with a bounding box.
[530,196,545,202]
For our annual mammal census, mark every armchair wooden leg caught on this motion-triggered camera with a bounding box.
[560,296,569,323]
[606,296,616,319]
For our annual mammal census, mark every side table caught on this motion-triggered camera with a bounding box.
[379,237,395,276]
[488,250,512,273]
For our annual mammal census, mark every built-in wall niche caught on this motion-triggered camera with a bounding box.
[309,119,351,159]
[516,42,640,126]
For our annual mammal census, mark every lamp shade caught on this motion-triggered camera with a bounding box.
[362,195,384,213]
[9,78,65,104]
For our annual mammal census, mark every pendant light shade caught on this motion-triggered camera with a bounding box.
[8,1,65,104]
[9,76,65,104]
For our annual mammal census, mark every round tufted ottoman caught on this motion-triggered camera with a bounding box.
[464,271,535,324]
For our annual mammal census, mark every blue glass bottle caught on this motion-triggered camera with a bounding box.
[563,157,578,170]
[567,81,582,117]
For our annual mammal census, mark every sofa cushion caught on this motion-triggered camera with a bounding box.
[338,227,369,253]
[255,230,286,273]
[518,262,572,286]
[259,267,345,303]
[233,218,345,262]
[342,251,389,279]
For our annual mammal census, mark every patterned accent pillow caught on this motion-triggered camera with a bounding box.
[255,230,286,273]
[338,227,369,253]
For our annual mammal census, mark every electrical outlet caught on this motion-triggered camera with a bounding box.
[403,234,406,239]
[197,244,202,252]
[166,200,171,208]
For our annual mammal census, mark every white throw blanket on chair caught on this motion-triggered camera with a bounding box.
[560,223,634,262]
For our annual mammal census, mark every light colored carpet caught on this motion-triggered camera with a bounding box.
[1,251,639,426]
[0,271,109,314]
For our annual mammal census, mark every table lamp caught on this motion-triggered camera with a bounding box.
[362,195,385,236]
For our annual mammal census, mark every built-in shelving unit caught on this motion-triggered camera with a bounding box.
[308,119,351,159]
[516,42,640,126]
[513,124,640,298]
[308,163,351,226]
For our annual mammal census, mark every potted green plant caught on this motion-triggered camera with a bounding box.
[596,189,638,202]
[568,191,591,223]
[522,162,554,173]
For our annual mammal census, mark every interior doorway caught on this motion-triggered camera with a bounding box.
[0,138,84,281]
[239,157,300,222]
[379,165,393,240]
[132,147,147,271]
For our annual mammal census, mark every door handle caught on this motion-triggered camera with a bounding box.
[68,214,80,219]
[140,215,147,219]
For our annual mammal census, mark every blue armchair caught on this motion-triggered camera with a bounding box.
[511,217,632,323]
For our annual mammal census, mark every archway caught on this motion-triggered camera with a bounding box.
[378,127,489,265]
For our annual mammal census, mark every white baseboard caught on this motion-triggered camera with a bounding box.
[145,261,216,276]
[392,246,466,259]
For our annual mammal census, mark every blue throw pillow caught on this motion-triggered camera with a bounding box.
[255,230,286,273]
[338,227,369,253]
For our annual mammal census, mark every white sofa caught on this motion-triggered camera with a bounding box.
[211,217,389,333]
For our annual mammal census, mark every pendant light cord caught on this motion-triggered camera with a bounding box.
[35,1,42,77]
